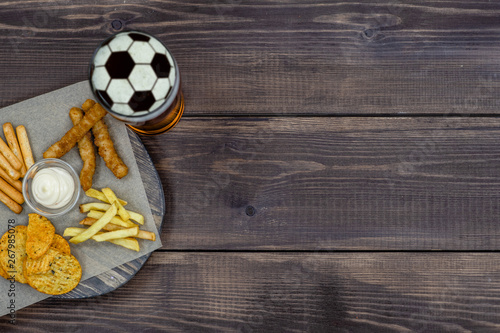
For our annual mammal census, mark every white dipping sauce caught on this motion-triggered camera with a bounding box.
[32,167,75,209]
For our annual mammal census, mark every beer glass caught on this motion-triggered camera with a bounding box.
[89,30,184,135]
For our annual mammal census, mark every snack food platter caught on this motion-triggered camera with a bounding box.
[0,82,165,311]
[0,81,165,315]
[53,128,165,298]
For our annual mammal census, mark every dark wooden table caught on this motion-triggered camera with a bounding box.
[2,0,500,331]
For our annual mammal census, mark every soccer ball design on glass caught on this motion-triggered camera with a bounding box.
[90,31,176,116]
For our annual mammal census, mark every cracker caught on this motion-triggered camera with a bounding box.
[26,248,82,295]
[26,214,55,259]
[51,234,71,255]
[0,225,28,284]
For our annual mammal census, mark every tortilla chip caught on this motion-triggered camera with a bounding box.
[0,265,9,279]
[51,234,71,255]
[26,214,55,259]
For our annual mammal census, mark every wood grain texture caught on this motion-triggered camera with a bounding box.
[145,116,500,250]
[2,252,500,332]
[53,129,165,299]
[0,1,500,114]
[1,1,499,331]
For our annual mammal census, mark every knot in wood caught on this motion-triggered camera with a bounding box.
[245,205,256,217]
[111,20,124,31]
[363,29,374,38]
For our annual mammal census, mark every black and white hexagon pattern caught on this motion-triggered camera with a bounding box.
[91,31,176,115]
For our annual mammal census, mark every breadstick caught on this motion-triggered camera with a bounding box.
[0,136,22,171]
[82,101,128,179]
[82,99,96,112]
[16,125,34,169]
[69,107,96,191]
[0,153,20,180]
[3,123,26,176]
[43,103,107,159]
[0,167,22,192]
[0,188,22,214]
[0,177,23,204]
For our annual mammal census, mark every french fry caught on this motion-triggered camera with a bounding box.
[0,167,22,192]
[80,203,144,225]
[122,210,144,225]
[0,153,20,180]
[78,217,99,227]
[73,185,149,250]
[135,230,156,241]
[0,177,23,204]
[16,125,35,169]
[3,123,26,176]
[63,227,139,251]
[64,227,89,237]
[80,202,113,212]
[85,188,127,206]
[107,238,139,251]
[102,187,130,221]
[87,210,136,228]
[69,203,117,244]
[79,217,156,241]
[63,227,88,237]
[92,227,138,242]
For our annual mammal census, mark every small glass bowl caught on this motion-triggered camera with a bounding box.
[22,159,81,217]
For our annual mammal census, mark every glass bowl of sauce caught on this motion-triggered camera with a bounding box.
[22,159,80,217]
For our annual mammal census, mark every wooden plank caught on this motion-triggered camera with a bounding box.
[1,1,500,114]
[3,252,500,331]
[144,117,500,250]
